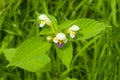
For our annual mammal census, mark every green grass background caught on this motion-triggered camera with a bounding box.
[0,0,120,80]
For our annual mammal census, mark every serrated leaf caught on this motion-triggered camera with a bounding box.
[74,18,105,40]
[8,37,51,72]
[59,18,105,40]
[56,42,73,69]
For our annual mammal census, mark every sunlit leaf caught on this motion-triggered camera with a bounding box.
[59,18,105,40]
[47,14,58,29]
[3,48,16,62]
[0,35,14,54]
[8,37,51,72]
[38,27,53,35]
[75,18,105,40]
[58,20,77,32]
[56,42,73,69]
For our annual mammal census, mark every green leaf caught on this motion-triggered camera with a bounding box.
[38,27,53,35]
[75,18,105,40]
[47,14,58,30]
[8,37,51,72]
[59,18,105,40]
[56,42,73,69]
[58,20,77,32]
[0,35,14,54]
[3,48,16,62]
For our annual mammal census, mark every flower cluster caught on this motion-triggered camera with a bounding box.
[38,14,80,47]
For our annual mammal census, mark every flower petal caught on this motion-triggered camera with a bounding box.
[64,39,68,43]
[53,37,58,43]
[39,14,47,20]
[70,31,76,38]
[45,18,51,26]
[39,20,46,27]
[39,14,51,26]
[56,33,66,40]
[70,25,80,31]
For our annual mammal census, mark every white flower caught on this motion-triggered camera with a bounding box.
[38,14,51,27]
[69,25,80,31]
[69,31,76,38]
[56,33,66,40]
[69,25,80,38]
[53,33,68,47]
[53,37,58,43]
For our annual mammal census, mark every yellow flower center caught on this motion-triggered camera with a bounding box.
[71,31,76,35]
[40,20,46,25]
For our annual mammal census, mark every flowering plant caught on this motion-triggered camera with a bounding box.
[4,13,106,79]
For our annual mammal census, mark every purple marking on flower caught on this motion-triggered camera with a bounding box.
[57,42,63,48]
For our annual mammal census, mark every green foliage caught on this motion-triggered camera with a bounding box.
[38,27,53,35]
[59,18,106,40]
[7,37,51,72]
[56,42,73,69]
[75,19,106,40]
[0,0,120,80]
[0,35,14,54]
[58,20,76,31]
[3,48,16,61]
[47,14,58,29]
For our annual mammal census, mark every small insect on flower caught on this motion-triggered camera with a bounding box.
[68,25,80,38]
[53,33,68,47]
[38,14,51,27]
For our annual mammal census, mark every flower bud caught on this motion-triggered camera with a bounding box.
[46,36,53,41]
